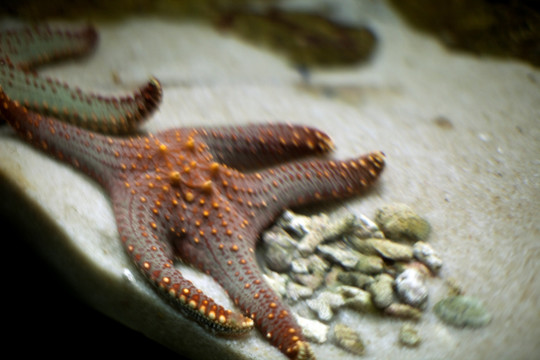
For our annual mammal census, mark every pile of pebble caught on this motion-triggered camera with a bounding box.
[260,203,491,355]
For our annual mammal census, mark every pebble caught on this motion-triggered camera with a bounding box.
[286,281,314,302]
[350,238,413,261]
[317,243,360,269]
[392,261,431,278]
[291,272,324,290]
[354,252,385,274]
[306,290,345,321]
[318,241,384,274]
[307,254,331,275]
[374,203,431,241]
[291,257,310,274]
[354,213,385,238]
[395,268,429,308]
[296,315,329,343]
[263,271,288,297]
[333,324,365,355]
[399,323,422,347]
[297,212,355,256]
[321,212,358,240]
[384,303,422,320]
[413,241,443,273]
[367,273,396,309]
[296,224,326,256]
[338,285,375,313]
[278,210,312,237]
[261,229,296,272]
[434,295,492,328]
[337,271,374,289]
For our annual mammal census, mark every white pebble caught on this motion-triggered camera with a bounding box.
[395,268,429,308]
[306,291,345,321]
[296,315,329,343]
[413,241,443,273]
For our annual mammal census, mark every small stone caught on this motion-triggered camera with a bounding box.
[294,213,332,256]
[291,257,310,274]
[434,295,491,328]
[278,210,313,238]
[384,303,422,320]
[306,254,331,276]
[317,243,360,269]
[296,315,329,343]
[391,261,431,278]
[296,228,326,256]
[306,291,345,321]
[351,238,413,261]
[337,271,374,289]
[395,268,429,308]
[399,323,421,347]
[355,213,384,237]
[296,212,357,255]
[286,281,314,302]
[375,203,431,241]
[413,241,443,273]
[291,272,324,290]
[333,323,365,355]
[367,273,395,309]
[263,271,288,297]
[338,285,367,298]
[338,285,375,313]
[321,212,358,240]
[354,252,385,274]
[262,228,296,272]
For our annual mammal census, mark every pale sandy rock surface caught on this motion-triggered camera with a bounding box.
[1,1,539,359]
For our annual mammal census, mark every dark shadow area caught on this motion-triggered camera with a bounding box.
[2,214,189,359]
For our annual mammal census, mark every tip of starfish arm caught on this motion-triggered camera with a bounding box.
[82,24,99,51]
[291,340,316,360]
[210,311,254,337]
[371,150,386,167]
[314,130,335,152]
[147,76,163,97]
[230,314,255,332]
[372,150,385,162]
[139,76,163,115]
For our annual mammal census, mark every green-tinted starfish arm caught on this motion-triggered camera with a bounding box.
[0,23,162,133]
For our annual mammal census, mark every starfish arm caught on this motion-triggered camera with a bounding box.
[1,23,162,133]
[176,214,314,360]
[211,249,314,359]
[110,187,254,335]
[0,66,162,133]
[196,123,334,169]
[0,89,129,187]
[0,23,98,70]
[250,152,385,225]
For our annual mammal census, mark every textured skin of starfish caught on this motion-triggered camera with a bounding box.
[0,23,162,133]
[0,23,386,360]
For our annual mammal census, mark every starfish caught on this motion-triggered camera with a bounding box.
[0,23,162,133]
[0,23,386,360]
